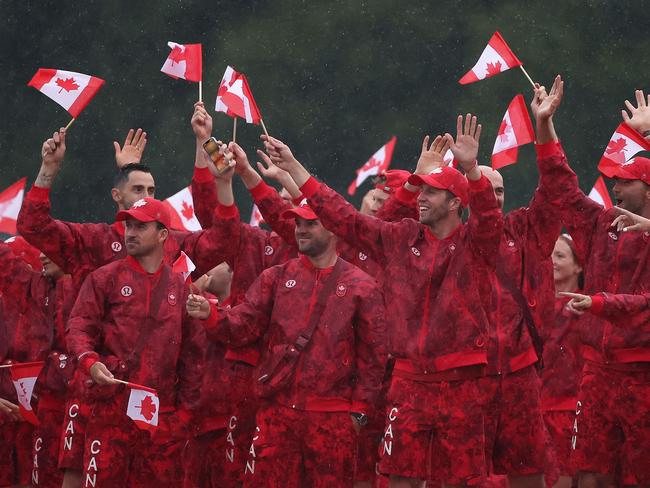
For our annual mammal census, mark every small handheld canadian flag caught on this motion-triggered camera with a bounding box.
[459,32,532,86]
[28,69,105,119]
[172,251,196,284]
[215,66,262,124]
[0,178,26,235]
[347,137,397,195]
[163,186,201,232]
[491,94,535,169]
[125,383,159,432]
[250,204,264,227]
[588,176,613,209]
[9,361,44,425]
[598,123,650,178]
[160,42,202,82]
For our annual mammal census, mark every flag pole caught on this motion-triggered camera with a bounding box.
[232,117,238,143]
[113,378,130,386]
[198,81,203,103]
[0,364,13,369]
[519,66,535,88]
[260,119,270,138]
[64,118,76,131]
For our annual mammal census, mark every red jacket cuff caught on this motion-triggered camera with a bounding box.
[395,184,418,204]
[28,185,51,202]
[79,352,99,374]
[535,141,564,160]
[350,401,369,415]
[193,166,214,184]
[467,174,490,191]
[299,177,320,199]
[202,302,220,334]
[590,294,606,315]
[292,195,305,206]
[249,180,275,202]
[215,203,239,220]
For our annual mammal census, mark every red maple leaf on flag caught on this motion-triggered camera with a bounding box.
[168,45,185,65]
[55,77,80,94]
[138,395,157,421]
[181,201,194,220]
[606,137,627,155]
[486,61,503,77]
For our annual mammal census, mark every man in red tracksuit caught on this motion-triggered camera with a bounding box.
[187,199,387,487]
[66,197,204,487]
[531,82,650,487]
[264,114,503,486]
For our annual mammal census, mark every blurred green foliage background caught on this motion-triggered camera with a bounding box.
[1,0,648,232]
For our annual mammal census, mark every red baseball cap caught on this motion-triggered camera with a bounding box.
[281,198,318,220]
[115,198,172,229]
[375,169,410,194]
[407,166,469,206]
[5,236,42,270]
[607,156,650,185]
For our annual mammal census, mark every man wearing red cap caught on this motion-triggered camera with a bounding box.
[533,83,650,487]
[187,196,387,487]
[261,114,503,486]
[66,198,204,486]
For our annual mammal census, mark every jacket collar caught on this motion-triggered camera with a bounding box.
[298,254,337,276]
[126,255,164,277]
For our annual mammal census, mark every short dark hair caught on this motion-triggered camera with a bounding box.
[113,163,152,188]
[444,190,464,217]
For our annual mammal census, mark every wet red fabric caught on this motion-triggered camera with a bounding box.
[299,174,501,372]
[67,256,204,416]
[572,362,650,483]
[543,410,575,476]
[17,185,230,288]
[57,379,91,470]
[377,375,486,485]
[31,394,66,487]
[204,255,387,411]
[536,141,650,364]
[243,402,356,488]
[0,420,34,486]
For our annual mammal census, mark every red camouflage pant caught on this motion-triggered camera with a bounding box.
[478,366,549,478]
[58,373,91,470]
[80,398,183,487]
[243,402,355,488]
[572,362,650,484]
[378,374,486,485]
[0,419,34,487]
[31,393,66,487]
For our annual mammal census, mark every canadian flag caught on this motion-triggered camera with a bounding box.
[10,361,44,426]
[215,66,262,124]
[160,42,202,82]
[163,186,202,232]
[459,32,523,85]
[172,251,196,283]
[588,176,613,209]
[28,69,105,118]
[347,137,397,195]
[491,94,535,169]
[0,178,26,235]
[126,383,159,432]
[598,123,650,178]
[250,204,264,227]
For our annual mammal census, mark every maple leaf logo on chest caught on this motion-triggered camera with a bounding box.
[138,395,157,421]
[55,77,80,94]
[485,61,503,77]
[181,200,194,220]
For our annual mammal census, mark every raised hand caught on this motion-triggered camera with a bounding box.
[256,150,289,182]
[191,101,213,141]
[414,135,451,175]
[226,142,253,175]
[612,206,650,232]
[186,293,211,320]
[211,140,235,180]
[114,128,147,168]
[444,114,482,177]
[534,75,563,122]
[529,83,548,121]
[36,128,67,188]
[622,90,650,138]
[260,135,301,172]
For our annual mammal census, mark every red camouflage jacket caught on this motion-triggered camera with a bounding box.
[536,141,650,365]
[540,296,582,411]
[203,255,387,412]
[16,185,229,290]
[299,174,502,374]
[66,256,205,414]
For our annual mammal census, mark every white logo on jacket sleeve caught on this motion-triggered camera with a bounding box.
[608,231,618,241]
[358,252,368,261]
[285,279,296,288]
[264,245,274,256]
[121,286,133,297]
[411,247,421,256]
[111,242,122,252]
